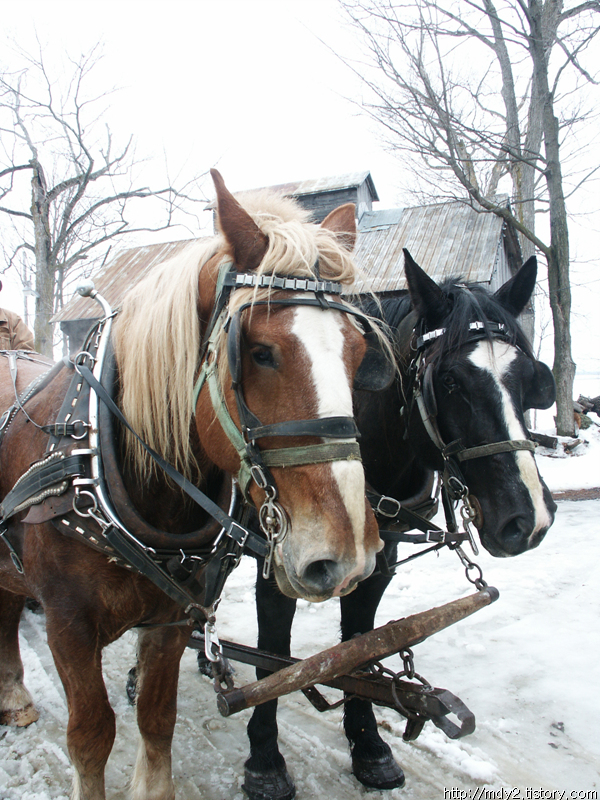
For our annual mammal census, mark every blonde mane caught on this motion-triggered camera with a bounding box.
[113,191,361,480]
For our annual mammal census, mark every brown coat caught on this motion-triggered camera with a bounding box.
[0,308,35,351]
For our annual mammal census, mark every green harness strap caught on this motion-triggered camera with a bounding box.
[191,264,362,501]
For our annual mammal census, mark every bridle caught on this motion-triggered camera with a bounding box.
[367,316,539,583]
[409,319,536,544]
[192,261,393,577]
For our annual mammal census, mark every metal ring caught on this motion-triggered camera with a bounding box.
[71,420,91,440]
[465,562,484,585]
[72,489,98,517]
[73,350,96,375]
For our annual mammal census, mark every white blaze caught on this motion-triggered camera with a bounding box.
[292,305,367,576]
[469,340,552,534]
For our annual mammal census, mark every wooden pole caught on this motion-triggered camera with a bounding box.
[217,586,498,716]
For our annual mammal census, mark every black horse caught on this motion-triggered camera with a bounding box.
[242,251,557,800]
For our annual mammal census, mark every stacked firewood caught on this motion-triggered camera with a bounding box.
[575,395,600,430]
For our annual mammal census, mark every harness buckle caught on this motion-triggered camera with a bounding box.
[225,520,249,549]
[250,463,269,490]
[375,495,402,518]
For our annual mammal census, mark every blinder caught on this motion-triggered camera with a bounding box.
[412,323,543,470]
[354,330,396,392]
[421,362,437,417]
[226,309,243,386]
[523,360,556,410]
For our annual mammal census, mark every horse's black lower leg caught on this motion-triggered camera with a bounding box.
[340,548,405,790]
[244,561,297,800]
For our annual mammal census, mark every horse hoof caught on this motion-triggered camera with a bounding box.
[0,702,40,727]
[243,763,296,800]
[352,749,405,790]
[126,667,137,705]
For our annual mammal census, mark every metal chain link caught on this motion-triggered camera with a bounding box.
[451,543,488,590]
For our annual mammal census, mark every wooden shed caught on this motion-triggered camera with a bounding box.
[53,173,523,352]
[353,195,522,296]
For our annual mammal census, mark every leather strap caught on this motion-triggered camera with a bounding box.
[77,364,269,558]
[0,452,87,521]
[453,439,535,461]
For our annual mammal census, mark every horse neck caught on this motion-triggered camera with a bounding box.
[355,352,431,502]
[382,308,440,495]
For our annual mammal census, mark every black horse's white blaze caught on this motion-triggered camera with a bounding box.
[469,339,553,538]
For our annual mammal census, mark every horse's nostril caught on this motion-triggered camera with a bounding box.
[301,559,340,593]
[498,516,531,554]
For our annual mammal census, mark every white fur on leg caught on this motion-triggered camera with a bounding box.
[0,682,39,727]
[131,739,174,800]
[70,772,83,800]
[69,769,106,800]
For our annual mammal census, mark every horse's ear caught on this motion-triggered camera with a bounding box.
[211,168,268,272]
[403,248,450,328]
[494,256,537,316]
[320,203,356,252]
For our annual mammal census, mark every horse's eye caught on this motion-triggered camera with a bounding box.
[251,346,277,369]
[442,374,457,391]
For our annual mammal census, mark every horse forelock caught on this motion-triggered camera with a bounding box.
[426,279,532,367]
[235,191,358,287]
[113,190,361,481]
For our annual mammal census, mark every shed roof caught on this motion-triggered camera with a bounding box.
[53,238,207,322]
[352,197,510,294]
[204,171,379,209]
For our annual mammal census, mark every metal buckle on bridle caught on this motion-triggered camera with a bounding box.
[259,488,289,580]
[72,350,96,375]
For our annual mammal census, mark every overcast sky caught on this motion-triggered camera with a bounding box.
[2,0,599,375]
[3,0,400,203]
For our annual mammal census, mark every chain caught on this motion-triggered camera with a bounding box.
[451,543,488,590]
[366,647,432,721]
[459,493,480,556]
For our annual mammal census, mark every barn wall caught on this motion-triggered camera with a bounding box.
[295,188,362,223]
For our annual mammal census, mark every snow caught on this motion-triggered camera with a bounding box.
[1,427,599,799]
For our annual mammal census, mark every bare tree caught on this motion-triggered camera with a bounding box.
[340,0,600,435]
[0,44,205,356]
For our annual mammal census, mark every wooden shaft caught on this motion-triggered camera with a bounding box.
[217,586,498,716]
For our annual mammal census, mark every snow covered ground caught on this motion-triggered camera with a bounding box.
[1,421,599,800]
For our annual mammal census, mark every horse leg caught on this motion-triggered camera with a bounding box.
[340,546,405,790]
[0,588,40,727]
[46,611,115,800]
[131,625,190,800]
[244,562,297,800]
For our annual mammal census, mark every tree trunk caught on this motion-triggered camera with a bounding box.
[30,161,55,357]
[530,0,575,436]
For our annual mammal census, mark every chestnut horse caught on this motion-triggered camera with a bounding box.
[242,252,557,800]
[0,170,386,800]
